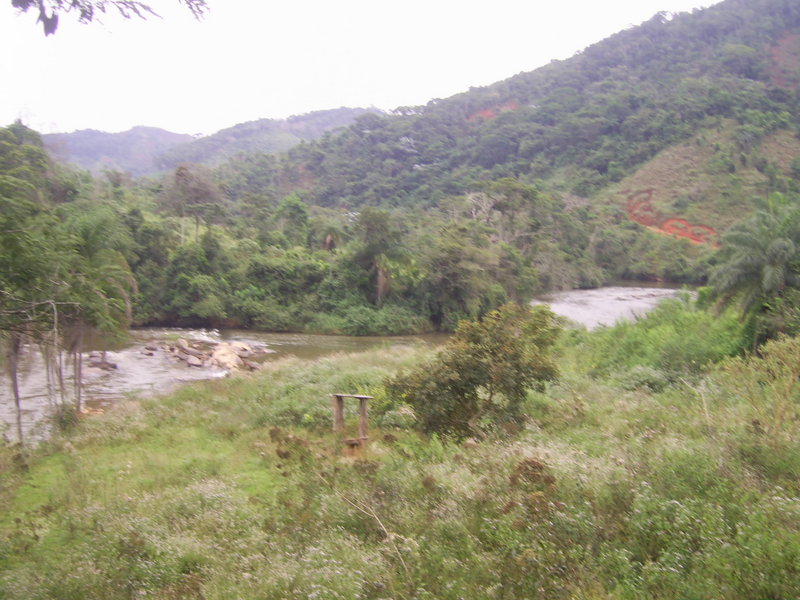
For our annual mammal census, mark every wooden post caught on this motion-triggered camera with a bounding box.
[358,396,368,440]
[332,394,345,433]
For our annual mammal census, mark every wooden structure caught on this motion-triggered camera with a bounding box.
[331,393,372,447]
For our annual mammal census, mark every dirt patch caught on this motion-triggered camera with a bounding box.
[467,101,519,122]
[624,188,719,246]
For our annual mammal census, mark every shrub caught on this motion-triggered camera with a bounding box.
[619,365,670,392]
[386,303,560,438]
[340,304,429,336]
[717,334,800,444]
[587,295,744,376]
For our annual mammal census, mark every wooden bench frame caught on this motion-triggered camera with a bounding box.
[331,393,373,446]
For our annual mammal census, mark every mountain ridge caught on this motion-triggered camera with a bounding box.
[42,107,381,176]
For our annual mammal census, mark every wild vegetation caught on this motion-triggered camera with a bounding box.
[3,0,800,594]
[1,297,798,599]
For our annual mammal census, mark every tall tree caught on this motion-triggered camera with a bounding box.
[273,193,310,248]
[350,207,405,305]
[165,163,226,243]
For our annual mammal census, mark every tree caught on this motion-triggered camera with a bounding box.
[0,123,68,445]
[165,163,226,243]
[424,223,502,329]
[350,207,405,305]
[273,193,310,248]
[386,303,560,438]
[0,123,136,438]
[709,194,800,348]
[12,0,207,35]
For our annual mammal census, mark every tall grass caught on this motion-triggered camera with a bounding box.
[0,322,798,599]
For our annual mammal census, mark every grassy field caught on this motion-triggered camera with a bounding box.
[1,304,799,599]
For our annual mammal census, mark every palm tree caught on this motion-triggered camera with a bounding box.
[710,194,800,348]
[352,207,406,305]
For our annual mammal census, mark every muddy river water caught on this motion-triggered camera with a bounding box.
[1,285,682,440]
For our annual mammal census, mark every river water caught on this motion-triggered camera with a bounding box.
[533,285,681,329]
[1,286,680,441]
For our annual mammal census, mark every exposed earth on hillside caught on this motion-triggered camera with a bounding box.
[624,188,719,245]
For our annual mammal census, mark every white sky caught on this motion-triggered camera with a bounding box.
[1,0,718,136]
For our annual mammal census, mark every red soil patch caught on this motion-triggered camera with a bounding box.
[624,188,719,246]
[468,101,520,122]
[661,218,717,244]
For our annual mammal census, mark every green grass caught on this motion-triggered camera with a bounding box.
[1,336,799,599]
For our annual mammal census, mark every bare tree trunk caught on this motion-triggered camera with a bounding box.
[73,327,84,413]
[57,345,66,404]
[41,339,55,406]
[50,303,68,405]
[376,266,390,306]
[8,333,24,446]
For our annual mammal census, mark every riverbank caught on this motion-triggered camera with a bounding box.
[1,301,798,599]
[0,328,448,442]
[1,285,680,441]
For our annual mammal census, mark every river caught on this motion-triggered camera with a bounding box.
[533,284,682,329]
[1,285,681,441]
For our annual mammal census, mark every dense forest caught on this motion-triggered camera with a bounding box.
[4,0,798,342]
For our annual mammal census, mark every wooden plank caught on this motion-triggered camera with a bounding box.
[358,397,368,439]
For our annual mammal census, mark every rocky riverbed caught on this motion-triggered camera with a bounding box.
[143,337,275,371]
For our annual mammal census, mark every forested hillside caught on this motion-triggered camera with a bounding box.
[156,107,382,170]
[6,0,800,336]
[43,107,379,176]
[267,0,800,210]
[44,126,194,176]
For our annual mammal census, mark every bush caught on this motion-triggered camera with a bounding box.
[717,334,800,444]
[387,303,560,438]
[619,365,669,392]
[340,304,429,336]
[587,295,744,377]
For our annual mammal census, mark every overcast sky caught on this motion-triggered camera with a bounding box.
[1,0,718,136]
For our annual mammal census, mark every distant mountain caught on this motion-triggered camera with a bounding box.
[43,126,194,176]
[156,107,382,170]
[43,107,381,176]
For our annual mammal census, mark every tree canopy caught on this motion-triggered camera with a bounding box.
[387,303,561,438]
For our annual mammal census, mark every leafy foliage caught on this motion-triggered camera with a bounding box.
[710,193,800,347]
[387,304,560,437]
[12,0,207,35]
[718,334,800,444]
[583,293,745,378]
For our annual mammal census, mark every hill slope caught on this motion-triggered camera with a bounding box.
[157,107,382,170]
[246,0,800,230]
[43,126,194,176]
[43,107,381,176]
